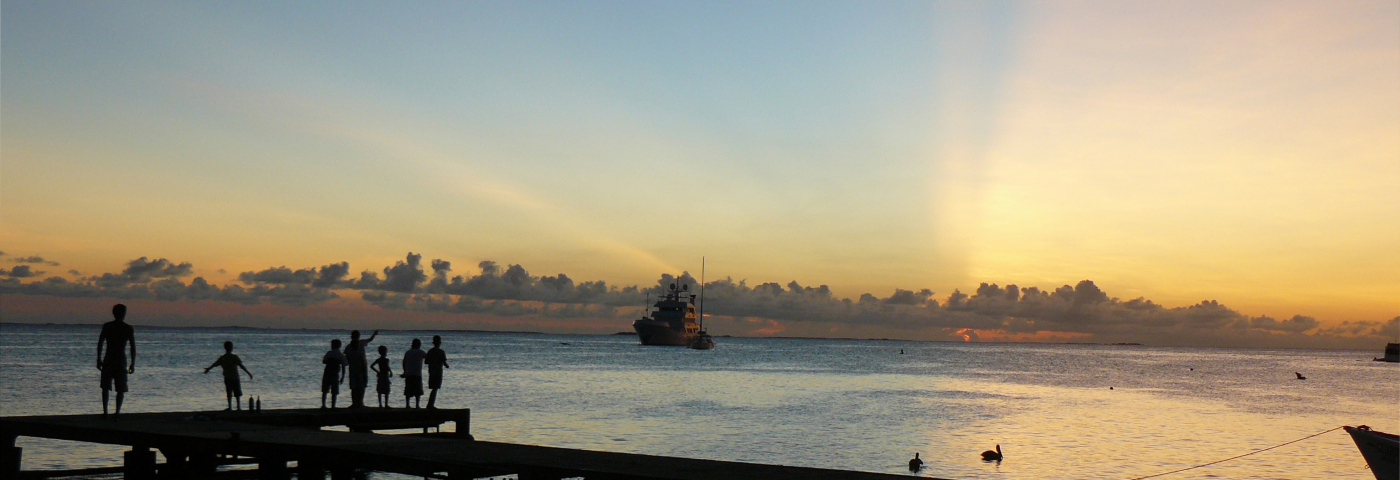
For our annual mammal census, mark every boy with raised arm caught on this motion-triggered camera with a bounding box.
[321,339,347,409]
[204,341,253,410]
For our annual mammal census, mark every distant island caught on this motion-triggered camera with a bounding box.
[612,331,637,335]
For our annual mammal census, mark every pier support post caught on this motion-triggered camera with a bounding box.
[257,456,288,480]
[1,449,19,479]
[328,465,355,480]
[157,448,185,478]
[189,452,218,478]
[295,458,325,480]
[452,409,473,441]
[2,434,19,479]
[2,447,19,478]
[124,447,157,480]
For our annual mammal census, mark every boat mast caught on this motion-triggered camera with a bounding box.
[699,257,705,332]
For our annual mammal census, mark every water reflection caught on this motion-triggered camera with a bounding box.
[2,325,1395,479]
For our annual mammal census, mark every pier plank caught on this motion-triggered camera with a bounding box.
[1,409,941,480]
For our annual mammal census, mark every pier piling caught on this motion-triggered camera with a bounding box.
[1,445,18,479]
[123,447,156,480]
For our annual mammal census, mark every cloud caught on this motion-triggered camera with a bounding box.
[2,253,1394,349]
[11,256,60,266]
[239,266,317,285]
[1249,315,1320,333]
[885,288,935,305]
[957,328,981,342]
[313,262,351,288]
[422,260,642,306]
[121,257,193,280]
[6,265,40,278]
[68,269,81,276]
[381,252,427,293]
[2,256,337,306]
[349,270,382,289]
[1316,317,1400,338]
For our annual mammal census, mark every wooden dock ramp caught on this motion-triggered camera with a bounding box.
[1,409,942,479]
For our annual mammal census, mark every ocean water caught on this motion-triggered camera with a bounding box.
[1,323,1395,479]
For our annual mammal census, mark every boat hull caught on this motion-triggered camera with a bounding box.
[1346,426,1399,480]
[688,335,715,350]
[634,320,695,346]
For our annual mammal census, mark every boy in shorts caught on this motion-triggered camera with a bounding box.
[370,345,392,408]
[424,335,451,409]
[97,304,136,416]
[321,339,347,409]
[204,341,253,410]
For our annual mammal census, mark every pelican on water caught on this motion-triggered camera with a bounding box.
[981,445,1002,461]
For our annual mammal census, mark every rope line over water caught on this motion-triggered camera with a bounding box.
[1126,426,1344,480]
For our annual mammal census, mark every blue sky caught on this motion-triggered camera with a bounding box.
[3,1,1397,343]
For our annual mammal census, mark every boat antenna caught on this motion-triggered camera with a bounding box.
[699,257,705,332]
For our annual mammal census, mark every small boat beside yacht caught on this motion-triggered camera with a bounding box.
[688,331,715,350]
[1374,343,1399,362]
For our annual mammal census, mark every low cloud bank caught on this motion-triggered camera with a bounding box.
[2,253,1395,348]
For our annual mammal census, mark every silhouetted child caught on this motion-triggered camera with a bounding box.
[321,339,347,409]
[424,335,451,409]
[371,345,392,408]
[401,338,426,408]
[204,341,253,410]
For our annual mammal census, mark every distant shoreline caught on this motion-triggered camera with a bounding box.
[0,322,546,336]
[3,322,1386,352]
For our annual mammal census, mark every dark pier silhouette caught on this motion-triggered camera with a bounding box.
[2,408,940,479]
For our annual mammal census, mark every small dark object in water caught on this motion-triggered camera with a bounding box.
[1109,387,1113,390]
[900,349,904,355]
[1189,368,1193,371]
[560,342,571,346]
[908,452,923,471]
[1295,372,1306,380]
[981,444,1002,461]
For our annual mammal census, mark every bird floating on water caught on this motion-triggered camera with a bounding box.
[908,452,923,471]
[1295,372,1306,380]
[981,445,1002,461]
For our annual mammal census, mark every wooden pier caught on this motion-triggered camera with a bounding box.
[1,409,937,479]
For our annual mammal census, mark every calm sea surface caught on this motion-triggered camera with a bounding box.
[1,324,1395,479]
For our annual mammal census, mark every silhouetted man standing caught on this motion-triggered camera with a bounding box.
[345,329,378,408]
[97,304,136,416]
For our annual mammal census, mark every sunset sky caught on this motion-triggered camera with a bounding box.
[3,1,1397,347]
